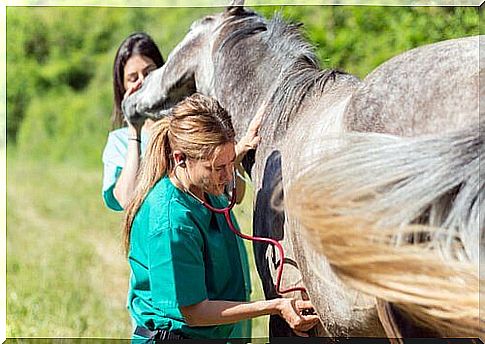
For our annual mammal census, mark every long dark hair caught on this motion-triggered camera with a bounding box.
[112,32,164,128]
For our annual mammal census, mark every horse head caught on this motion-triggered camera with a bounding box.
[122,2,259,128]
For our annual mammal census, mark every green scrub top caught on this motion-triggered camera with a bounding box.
[127,176,252,339]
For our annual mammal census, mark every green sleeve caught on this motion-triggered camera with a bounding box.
[148,226,208,308]
[102,166,123,211]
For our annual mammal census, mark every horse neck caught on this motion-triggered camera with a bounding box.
[213,13,358,141]
[269,61,349,135]
[212,51,280,141]
[215,50,335,142]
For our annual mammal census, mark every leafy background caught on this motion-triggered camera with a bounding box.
[6,5,480,338]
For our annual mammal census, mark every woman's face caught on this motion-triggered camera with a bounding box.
[187,142,236,196]
[123,54,157,91]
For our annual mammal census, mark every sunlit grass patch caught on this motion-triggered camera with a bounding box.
[7,155,130,337]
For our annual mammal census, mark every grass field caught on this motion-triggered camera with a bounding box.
[6,151,268,338]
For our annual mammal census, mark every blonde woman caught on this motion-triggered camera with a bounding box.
[124,93,319,341]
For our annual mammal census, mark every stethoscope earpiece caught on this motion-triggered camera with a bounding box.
[175,159,186,169]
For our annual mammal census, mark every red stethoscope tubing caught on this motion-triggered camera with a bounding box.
[179,164,306,296]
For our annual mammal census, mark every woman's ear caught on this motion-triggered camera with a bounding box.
[173,150,187,168]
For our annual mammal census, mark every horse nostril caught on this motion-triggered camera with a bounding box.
[302,308,316,316]
[202,16,214,23]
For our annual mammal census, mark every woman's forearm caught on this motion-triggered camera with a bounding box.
[234,102,264,162]
[181,298,282,327]
[234,141,248,164]
[113,129,142,208]
[235,162,246,204]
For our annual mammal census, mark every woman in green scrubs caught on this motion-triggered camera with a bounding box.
[123,93,319,341]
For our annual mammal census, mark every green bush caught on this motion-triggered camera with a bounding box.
[17,84,112,168]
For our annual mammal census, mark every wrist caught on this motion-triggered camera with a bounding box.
[128,137,141,143]
[128,124,143,137]
[235,141,247,162]
[270,298,284,316]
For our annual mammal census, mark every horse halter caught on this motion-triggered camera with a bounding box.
[174,160,307,296]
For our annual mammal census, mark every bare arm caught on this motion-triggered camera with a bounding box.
[180,298,319,337]
[113,81,145,209]
[233,103,265,203]
[112,126,142,209]
[235,104,264,162]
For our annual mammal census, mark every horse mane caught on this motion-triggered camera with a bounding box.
[215,11,345,133]
[263,15,346,132]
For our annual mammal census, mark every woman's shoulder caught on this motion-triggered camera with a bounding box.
[104,126,148,154]
[102,127,129,163]
[143,176,175,209]
[103,127,130,151]
[107,127,130,143]
[144,178,211,236]
[143,178,190,221]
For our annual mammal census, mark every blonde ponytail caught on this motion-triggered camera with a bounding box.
[123,118,171,254]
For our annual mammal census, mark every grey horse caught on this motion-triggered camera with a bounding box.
[123,3,483,339]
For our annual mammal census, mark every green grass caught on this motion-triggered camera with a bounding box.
[6,151,268,338]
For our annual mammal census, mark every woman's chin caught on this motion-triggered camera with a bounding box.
[208,185,226,196]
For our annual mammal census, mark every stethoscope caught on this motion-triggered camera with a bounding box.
[173,159,307,296]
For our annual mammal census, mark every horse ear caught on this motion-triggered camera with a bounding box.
[228,0,244,6]
[226,0,245,14]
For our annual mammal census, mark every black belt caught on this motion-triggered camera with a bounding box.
[134,326,187,341]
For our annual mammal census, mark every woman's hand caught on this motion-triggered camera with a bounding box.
[235,103,265,161]
[276,298,320,337]
[123,79,145,131]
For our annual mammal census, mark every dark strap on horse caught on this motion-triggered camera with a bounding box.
[134,326,186,341]
[376,299,441,341]
[376,299,403,344]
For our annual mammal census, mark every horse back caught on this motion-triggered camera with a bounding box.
[343,35,481,136]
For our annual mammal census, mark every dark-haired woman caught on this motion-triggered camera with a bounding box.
[102,32,164,211]
[102,32,251,211]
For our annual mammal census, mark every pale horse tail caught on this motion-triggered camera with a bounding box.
[285,122,483,338]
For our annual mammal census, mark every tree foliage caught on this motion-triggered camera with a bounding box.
[6,6,479,167]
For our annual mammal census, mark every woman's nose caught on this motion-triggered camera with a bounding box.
[224,166,233,183]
